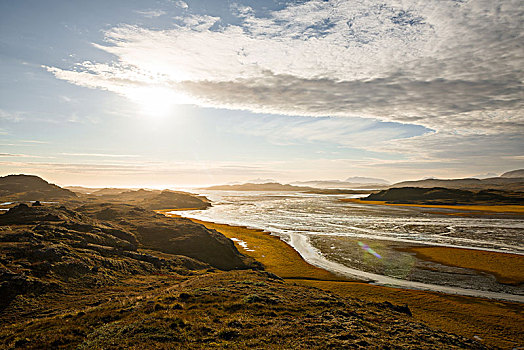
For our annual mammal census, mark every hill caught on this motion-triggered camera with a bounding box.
[364,187,524,205]
[390,175,524,191]
[0,174,77,201]
[501,169,524,178]
[83,188,211,210]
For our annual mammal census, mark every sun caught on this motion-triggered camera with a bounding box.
[126,86,192,117]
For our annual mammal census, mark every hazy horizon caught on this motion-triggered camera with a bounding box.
[1,0,522,186]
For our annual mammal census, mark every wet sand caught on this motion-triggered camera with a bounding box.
[403,246,524,285]
[161,210,524,349]
[340,198,524,214]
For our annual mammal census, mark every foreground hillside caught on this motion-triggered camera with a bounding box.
[1,268,486,349]
[0,203,488,349]
[0,175,493,348]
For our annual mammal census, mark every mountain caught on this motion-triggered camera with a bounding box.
[364,187,523,205]
[501,169,524,178]
[344,176,389,184]
[390,172,524,191]
[0,174,77,201]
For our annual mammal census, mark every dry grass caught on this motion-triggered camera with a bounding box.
[1,271,483,349]
[402,246,524,285]
[339,198,524,214]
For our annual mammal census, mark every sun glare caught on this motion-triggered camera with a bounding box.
[126,86,192,117]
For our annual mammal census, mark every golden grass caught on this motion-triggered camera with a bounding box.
[340,198,524,214]
[162,212,524,349]
[402,246,524,285]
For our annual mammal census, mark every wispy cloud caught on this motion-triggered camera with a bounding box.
[21,140,50,144]
[222,115,428,148]
[0,153,53,159]
[134,9,167,18]
[0,109,24,122]
[60,153,142,158]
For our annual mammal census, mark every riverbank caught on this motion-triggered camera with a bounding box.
[340,198,524,214]
[161,211,524,349]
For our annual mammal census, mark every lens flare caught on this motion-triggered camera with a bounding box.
[358,241,382,259]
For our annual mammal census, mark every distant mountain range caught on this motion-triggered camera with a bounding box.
[291,180,388,189]
[202,182,372,194]
[344,176,389,184]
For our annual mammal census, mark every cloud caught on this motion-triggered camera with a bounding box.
[0,109,24,122]
[221,115,428,148]
[174,1,188,9]
[21,140,50,144]
[46,0,522,134]
[134,10,167,18]
[0,153,52,159]
[60,153,142,158]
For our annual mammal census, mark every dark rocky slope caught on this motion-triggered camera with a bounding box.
[76,203,258,270]
[0,174,76,201]
[0,202,258,312]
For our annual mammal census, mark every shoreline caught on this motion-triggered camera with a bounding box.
[160,210,523,349]
[340,198,524,214]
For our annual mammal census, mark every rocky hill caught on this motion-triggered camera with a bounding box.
[501,169,524,178]
[364,187,523,205]
[70,188,211,210]
[0,174,77,201]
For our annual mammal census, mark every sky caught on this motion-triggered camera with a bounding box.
[0,0,522,187]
